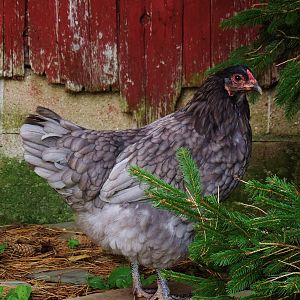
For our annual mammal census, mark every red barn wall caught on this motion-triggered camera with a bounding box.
[0,0,257,124]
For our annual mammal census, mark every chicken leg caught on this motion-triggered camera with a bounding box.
[132,264,172,300]
[132,262,153,298]
[149,270,172,300]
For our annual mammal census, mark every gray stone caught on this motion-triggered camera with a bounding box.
[28,269,93,285]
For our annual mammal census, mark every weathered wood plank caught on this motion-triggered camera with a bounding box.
[144,0,183,123]
[236,0,258,47]
[119,0,146,120]
[0,0,4,76]
[211,0,239,66]
[211,0,258,66]
[183,0,211,87]
[3,0,25,77]
[28,0,60,83]
[89,0,118,91]
[57,0,91,91]
[13,0,25,76]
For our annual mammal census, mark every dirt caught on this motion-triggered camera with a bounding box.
[0,224,126,299]
[0,224,194,300]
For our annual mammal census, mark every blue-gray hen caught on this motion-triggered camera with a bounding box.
[20,65,262,300]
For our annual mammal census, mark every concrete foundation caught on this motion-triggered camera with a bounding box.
[1,69,299,157]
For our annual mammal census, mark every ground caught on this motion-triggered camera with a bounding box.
[0,224,193,300]
[0,224,127,299]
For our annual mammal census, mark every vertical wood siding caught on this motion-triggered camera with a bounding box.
[1,0,25,77]
[183,0,211,87]
[119,0,147,118]
[144,0,183,124]
[1,0,257,123]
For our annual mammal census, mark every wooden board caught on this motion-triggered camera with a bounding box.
[28,0,60,83]
[144,0,183,123]
[211,0,257,66]
[57,0,91,91]
[0,0,4,76]
[118,0,147,120]
[211,0,239,66]
[119,0,183,124]
[183,0,211,87]
[2,0,25,77]
[28,0,118,91]
[236,0,258,47]
[89,0,118,91]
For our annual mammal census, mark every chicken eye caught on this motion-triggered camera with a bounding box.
[234,75,242,81]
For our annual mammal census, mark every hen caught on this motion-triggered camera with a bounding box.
[20,65,262,300]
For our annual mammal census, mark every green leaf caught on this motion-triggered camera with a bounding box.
[0,244,7,253]
[210,250,244,267]
[67,239,80,249]
[129,165,186,199]
[87,276,109,290]
[140,274,156,286]
[5,285,32,300]
[176,147,202,203]
[285,12,299,25]
[87,266,152,291]
[0,287,3,298]
[107,266,132,289]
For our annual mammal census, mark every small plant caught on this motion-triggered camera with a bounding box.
[87,266,156,290]
[87,276,109,290]
[67,239,80,249]
[0,285,32,300]
[0,244,7,254]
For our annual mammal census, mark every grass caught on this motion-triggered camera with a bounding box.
[0,156,73,225]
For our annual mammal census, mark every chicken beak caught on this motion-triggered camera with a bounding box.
[252,82,263,95]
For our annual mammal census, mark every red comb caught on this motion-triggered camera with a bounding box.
[246,69,255,82]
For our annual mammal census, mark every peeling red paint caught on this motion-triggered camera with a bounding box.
[144,0,183,123]
[58,0,91,91]
[119,0,147,117]
[89,0,118,91]
[183,0,211,87]
[1,0,260,123]
[211,0,257,66]
[2,0,25,77]
[0,0,3,76]
[28,0,61,83]
[119,0,184,124]
[28,0,118,91]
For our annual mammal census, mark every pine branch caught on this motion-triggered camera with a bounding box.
[129,165,186,198]
[221,9,268,29]
[176,148,202,204]
[129,148,300,299]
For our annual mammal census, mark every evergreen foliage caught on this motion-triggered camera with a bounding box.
[129,148,300,299]
[208,0,300,119]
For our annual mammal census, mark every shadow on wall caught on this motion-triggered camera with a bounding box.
[228,141,300,204]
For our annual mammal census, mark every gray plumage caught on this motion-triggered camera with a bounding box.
[20,65,261,299]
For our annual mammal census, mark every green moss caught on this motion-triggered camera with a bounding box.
[184,72,206,87]
[119,95,130,112]
[2,106,27,131]
[134,104,147,127]
[0,156,73,225]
